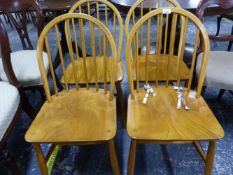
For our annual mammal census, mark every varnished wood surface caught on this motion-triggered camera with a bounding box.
[61,57,123,84]
[25,88,116,143]
[127,86,224,141]
[38,0,78,11]
[131,54,190,82]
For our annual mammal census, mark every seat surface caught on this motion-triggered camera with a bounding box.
[0,81,20,141]
[132,54,190,81]
[196,51,233,91]
[25,88,116,143]
[0,50,49,87]
[127,86,224,141]
[61,57,123,84]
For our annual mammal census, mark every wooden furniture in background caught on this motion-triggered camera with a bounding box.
[67,0,126,126]
[0,18,22,175]
[216,13,233,51]
[125,7,224,175]
[0,0,48,117]
[196,0,233,100]
[25,13,120,175]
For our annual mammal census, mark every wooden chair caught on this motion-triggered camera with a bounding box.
[0,18,22,175]
[66,0,126,126]
[196,0,233,100]
[125,7,224,175]
[0,0,48,117]
[125,0,190,83]
[125,0,195,67]
[25,13,120,175]
[216,13,233,51]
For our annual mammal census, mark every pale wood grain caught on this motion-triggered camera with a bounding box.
[127,86,224,141]
[25,88,116,143]
[131,54,190,82]
[61,57,123,84]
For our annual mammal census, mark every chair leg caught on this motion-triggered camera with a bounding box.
[0,148,21,175]
[20,88,36,119]
[217,89,226,101]
[34,143,48,175]
[204,141,216,175]
[108,139,120,175]
[216,16,223,36]
[227,25,233,51]
[127,139,136,175]
[115,81,126,128]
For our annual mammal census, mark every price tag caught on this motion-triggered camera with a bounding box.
[163,9,172,14]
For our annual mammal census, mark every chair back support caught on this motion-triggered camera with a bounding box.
[0,18,19,87]
[0,0,44,49]
[125,0,180,38]
[196,0,233,41]
[126,7,210,99]
[69,0,123,61]
[37,13,117,102]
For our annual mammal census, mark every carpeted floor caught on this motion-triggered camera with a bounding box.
[1,13,233,175]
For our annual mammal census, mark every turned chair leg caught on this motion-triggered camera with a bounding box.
[19,88,36,119]
[108,139,120,175]
[115,82,126,128]
[217,89,226,101]
[127,139,136,175]
[204,141,216,175]
[34,144,48,175]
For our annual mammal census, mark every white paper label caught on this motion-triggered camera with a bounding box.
[163,9,171,14]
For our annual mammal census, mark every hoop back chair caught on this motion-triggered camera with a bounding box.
[196,0,233,100]
[126,8,224,175]
[0,18,22,175]
[125,0,193,82]
[67,0,126,126]
[25,13,120,174]
[0,0,49,117]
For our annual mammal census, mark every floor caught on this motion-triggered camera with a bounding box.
[1,13,233,175]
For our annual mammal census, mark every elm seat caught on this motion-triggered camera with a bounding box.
[25,88,116,143]
[127,86,224,141]
[0,50,49,87]
[196,51,233,91]
[61,57,123,84]
[0,81,20,141]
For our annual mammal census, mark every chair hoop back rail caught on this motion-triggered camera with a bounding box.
[37,13,117,102]
[69,0,123,62]
[126,7,210,98]
[0,0,44,50]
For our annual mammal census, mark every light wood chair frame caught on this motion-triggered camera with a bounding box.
[29,13,120,175]
[124,0,193,85]
[68,0,126,127]
[125,7,222,175]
